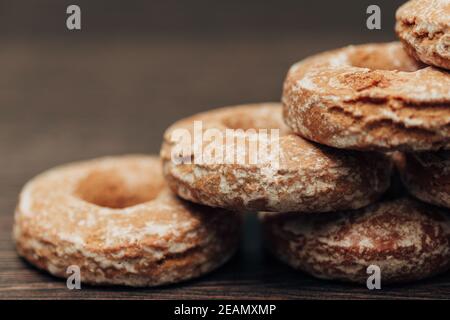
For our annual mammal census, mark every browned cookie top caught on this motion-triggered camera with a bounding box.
[283,42,450,151]
[261,197,450,284]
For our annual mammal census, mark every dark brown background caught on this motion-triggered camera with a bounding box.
[2,0,450,299]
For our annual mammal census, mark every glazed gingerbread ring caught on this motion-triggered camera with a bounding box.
[396,0,450,70]
[13,155,241,287]
[396,151,450,209]
[282,42,450,151]
[161,103,392,213]
[260,197,450,284]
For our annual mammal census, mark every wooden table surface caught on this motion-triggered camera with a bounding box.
[1,34,449,300]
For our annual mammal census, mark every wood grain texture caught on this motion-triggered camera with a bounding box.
[1,35,449,300]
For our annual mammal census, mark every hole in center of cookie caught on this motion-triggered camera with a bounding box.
[348,47,425,72]
[75,169,162,209]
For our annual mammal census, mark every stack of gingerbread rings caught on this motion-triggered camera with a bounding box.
[162,101,450,283]
[14,155,241,287]
[13,0,450,287]
[266,0,450,284]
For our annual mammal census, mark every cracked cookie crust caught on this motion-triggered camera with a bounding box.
[396,0,450,70]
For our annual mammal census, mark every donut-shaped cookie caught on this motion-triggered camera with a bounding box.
[161,103,392,213]
[282,42,450,151]
[396,151,450,209]
[396,0,450,70]
[260,197,450,284]
[14,155,241,287]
